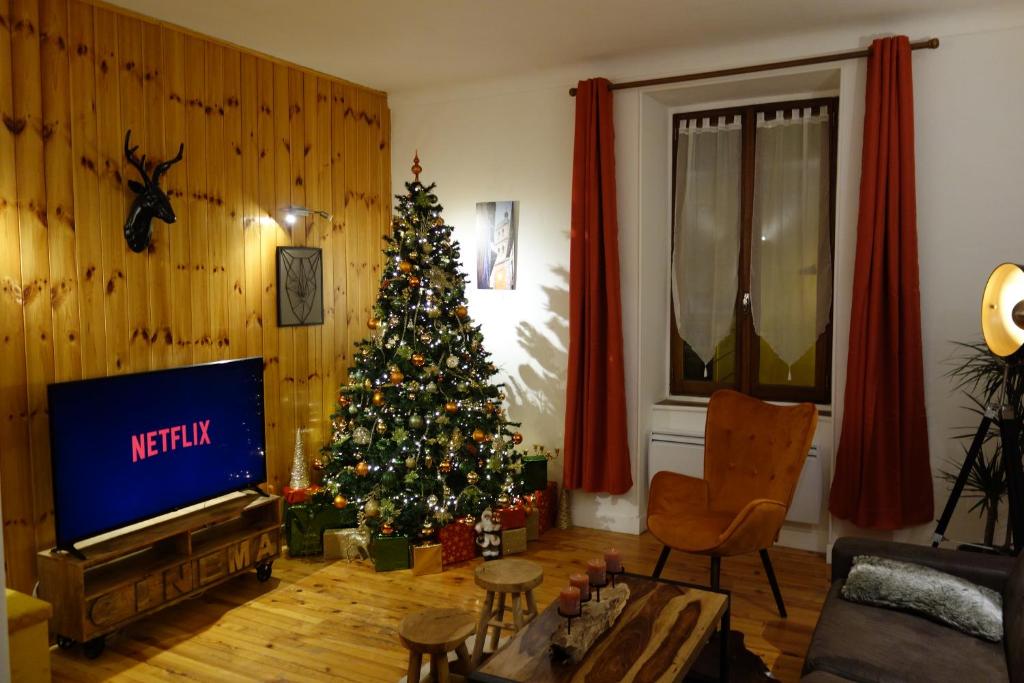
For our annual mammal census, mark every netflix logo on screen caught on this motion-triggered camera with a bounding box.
[131,420,212,462]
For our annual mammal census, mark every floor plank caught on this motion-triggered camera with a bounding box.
[51,527,829,682]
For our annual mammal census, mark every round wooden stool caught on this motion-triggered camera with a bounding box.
[471,558,543,665]
[399,608,476,683]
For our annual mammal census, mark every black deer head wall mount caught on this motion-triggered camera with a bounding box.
[123,130,184,253]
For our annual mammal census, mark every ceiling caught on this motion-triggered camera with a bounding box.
[107,0,1011,92]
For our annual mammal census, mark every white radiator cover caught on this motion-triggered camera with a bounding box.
[647,431,822,525]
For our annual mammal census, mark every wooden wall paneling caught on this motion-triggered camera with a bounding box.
[0,0,35,594]
[239,53,262,359]
[256,59,281,490]
[160,27,191,368]
[353,89,372,350]
[93,6,129,375]
[380,92,391,270]
[312,76,332,442]
[288,69,310,453]
[341,86,363,368]
[329,82,349,384]
[205,43,228,359]
[39,0,80,384]
[222,48,246,364]
[141,19,170,368]
[273,63,295,489]
[184,36,210,363]
[115,13,149,373]
[11,0,57,553]
[370,88,386,282]
[67,0,106,378]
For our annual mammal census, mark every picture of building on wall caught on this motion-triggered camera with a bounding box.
[476,200,518,290]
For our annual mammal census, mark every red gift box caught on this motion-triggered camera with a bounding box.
[439,518,476,566]
[534,481,559,534]
[283,486,309,504]
[496,505,526,530]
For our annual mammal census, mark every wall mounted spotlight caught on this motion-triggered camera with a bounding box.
[283,205,332,225]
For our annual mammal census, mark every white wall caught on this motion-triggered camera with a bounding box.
[390,4,1024,546]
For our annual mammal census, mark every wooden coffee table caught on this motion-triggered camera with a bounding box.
[470,573,730,683]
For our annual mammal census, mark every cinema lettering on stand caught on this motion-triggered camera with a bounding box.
[131,420,213,462]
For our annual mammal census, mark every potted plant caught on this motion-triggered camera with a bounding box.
[942,341,1023,548]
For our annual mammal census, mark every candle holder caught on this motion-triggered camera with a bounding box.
[608,565,626,587]
[589,575,608,602]
[556,606,581,634]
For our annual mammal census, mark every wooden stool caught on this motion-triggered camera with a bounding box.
[472,558,543,666]
[399,608,476,683]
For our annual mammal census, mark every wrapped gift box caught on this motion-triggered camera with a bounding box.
[495,505,525,530]
[439,519,476,566]
[324,527,370,561]
[282,486,309,504]
[285,503,357,556]
[534,482,558,534]
[525,506,540,540]
[501,527,527,555]
[521,456,549,492]
[371,535,410,572]
[411,543,443,576]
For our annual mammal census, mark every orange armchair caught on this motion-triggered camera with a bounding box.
[647,390,817,617]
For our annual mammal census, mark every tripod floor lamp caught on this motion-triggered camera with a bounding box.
[933,263,1024,554]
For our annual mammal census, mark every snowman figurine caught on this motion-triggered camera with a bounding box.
[475,507,502,560]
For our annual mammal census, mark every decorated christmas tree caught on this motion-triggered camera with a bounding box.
[316,155,525,539]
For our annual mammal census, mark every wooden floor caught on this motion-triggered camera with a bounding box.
[51,528,830,682]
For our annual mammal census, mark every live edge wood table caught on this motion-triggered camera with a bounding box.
[470,573,730,683]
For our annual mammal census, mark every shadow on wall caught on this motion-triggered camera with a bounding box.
[503,265,570,475]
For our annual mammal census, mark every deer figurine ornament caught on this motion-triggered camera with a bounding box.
[123,129,184,253]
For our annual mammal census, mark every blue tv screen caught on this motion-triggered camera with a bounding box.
[48,357,267,549]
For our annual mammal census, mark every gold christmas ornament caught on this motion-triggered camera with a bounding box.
[399,260,413,274]
[455,305,468,318]
[439,459,453,474]
[511,432,524,445]
[408,275,421,288]
[389,367,405,384]
[333,494,348,509]
[363,378,373,390]
[445,401,458,414]
[372,390,385,406]
[364,499,380,517]
[405,456,417,469]
[466,470,480,485]
[496,493,510,508]
[355,461,370,477]
[367,317,379,330]
[472,428,487,443]
[375,420,387,434]
[424,454,434,468]
[411,353,426,367]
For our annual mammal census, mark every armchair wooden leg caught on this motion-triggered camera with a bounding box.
[652,546,671,579]
[710,556,721,592]
[760,548,787,618]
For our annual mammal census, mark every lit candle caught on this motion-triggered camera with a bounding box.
[569,572,590,600]
[604,548,622,573]
[559,586,581,615]
[587,558,607,585]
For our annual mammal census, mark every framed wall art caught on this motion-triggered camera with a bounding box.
[277,246,324,326]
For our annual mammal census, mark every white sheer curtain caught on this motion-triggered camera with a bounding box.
[671,116,742,377]
[750,107,832,381]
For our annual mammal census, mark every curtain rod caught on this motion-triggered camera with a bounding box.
[568,37,939,96]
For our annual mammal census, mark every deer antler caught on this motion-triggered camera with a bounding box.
[152,143,184,186]
[124,129,150,187]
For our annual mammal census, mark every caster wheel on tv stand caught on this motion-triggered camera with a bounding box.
[83,636,105,659]
[56,635,75,650]
[256,562,273,582]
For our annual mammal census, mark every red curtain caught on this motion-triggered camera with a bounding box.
[562,78,633,495]
[829,36,933,529]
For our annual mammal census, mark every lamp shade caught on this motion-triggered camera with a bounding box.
[981,263,1024,358]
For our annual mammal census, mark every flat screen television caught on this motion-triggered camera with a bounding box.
[48,357,266,550]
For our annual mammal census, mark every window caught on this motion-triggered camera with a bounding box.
[669,97,837,404]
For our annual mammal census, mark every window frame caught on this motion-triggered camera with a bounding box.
[668,96,838,405]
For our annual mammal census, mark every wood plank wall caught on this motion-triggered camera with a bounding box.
[0,0,391,591]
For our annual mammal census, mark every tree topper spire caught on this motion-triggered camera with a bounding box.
[412,151,422,182]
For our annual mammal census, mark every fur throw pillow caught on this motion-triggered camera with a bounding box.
[841,554,1003,642]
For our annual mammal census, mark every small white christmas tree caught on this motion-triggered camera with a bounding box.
[289,428,309,489]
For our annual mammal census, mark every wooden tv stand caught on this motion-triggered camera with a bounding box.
[37,492,281,658]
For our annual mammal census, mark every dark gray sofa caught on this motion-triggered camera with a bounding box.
[801,537,1022,683]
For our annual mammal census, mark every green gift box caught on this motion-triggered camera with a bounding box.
[521,456,549,492]
[371,534,411,572]
[285,503,357,556]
